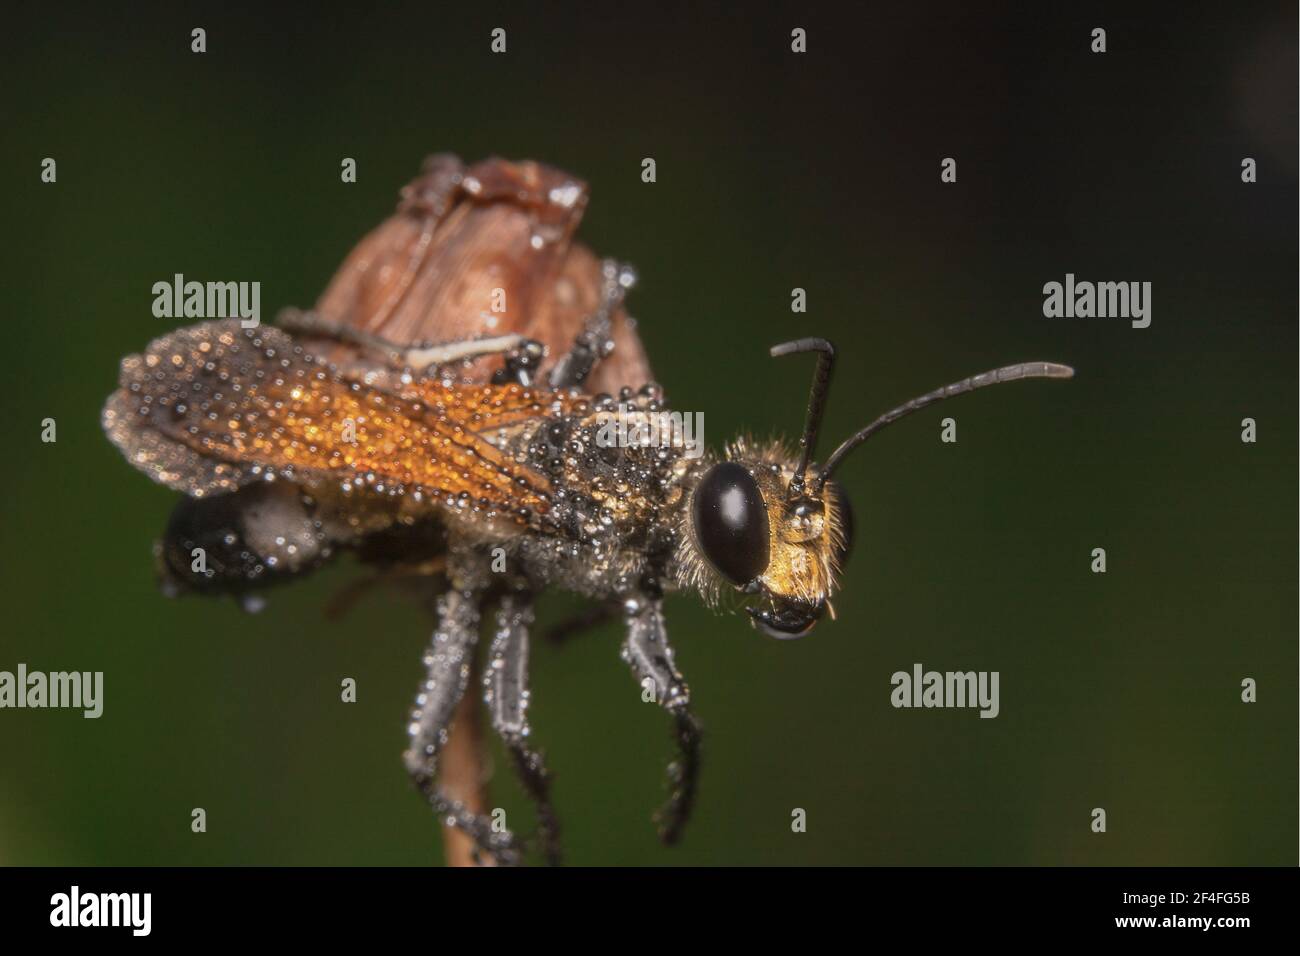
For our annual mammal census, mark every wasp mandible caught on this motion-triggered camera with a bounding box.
[103,154,1072,865]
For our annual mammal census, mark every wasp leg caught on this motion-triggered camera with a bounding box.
[543,601,619,646]
[325,556,447,621]
[277,308,526,373]
[620,595,702,845]
[403,588,521,865]
[484,591,562,865]
[548,259,637,389]
[276,306,405,357]
[490,339,547,387]
[402,335,528,372]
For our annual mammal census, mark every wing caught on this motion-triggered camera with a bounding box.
[103,319,565,526]
[308,154,653,392]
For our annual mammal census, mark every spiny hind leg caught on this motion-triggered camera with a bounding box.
[403,587,520,865]
[277,307,525,373]
[484,591,562,865]
[544,601,619,646]
[325,556,447,621]
[548,259,638,389]
[621,593,702,845]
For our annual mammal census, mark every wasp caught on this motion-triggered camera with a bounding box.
[103,154,1072,865]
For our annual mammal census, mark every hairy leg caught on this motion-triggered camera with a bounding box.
[620,594,703,845]
[547,259,637,389]
[277,307,525,372]
[403,587,521,865]
[543,601,619,646]
[484,591,562,865]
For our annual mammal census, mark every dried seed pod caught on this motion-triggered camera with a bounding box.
[306,153,652,393]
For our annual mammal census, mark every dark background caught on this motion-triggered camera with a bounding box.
[1,1,1295,865]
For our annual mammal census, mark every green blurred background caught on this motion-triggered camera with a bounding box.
[1,2,1295,865]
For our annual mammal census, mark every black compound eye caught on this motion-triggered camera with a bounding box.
[691,461,770,585]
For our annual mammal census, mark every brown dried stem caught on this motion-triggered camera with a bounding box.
[439,677,494,867]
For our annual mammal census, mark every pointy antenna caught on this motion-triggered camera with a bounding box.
[770,337,836,499]
[813,361,1074,492]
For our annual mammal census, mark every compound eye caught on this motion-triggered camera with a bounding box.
[691,461,770,585]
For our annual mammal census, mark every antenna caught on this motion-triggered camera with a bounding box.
[769,337,836,499]
[813,361,1074,492]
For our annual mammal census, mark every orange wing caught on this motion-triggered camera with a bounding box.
[103,319,576,526]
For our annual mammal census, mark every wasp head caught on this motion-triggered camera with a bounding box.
[673,337,1071,639]
[677,442,853,638]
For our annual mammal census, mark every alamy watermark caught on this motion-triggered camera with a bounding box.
[50,886,150,936]
[0,664,103,718]
[595,406,705,460]
[890,663,999,718]
[152,273,260,328]
[1042,273,1151,328]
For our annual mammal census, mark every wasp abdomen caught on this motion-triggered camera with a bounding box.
[156,482,335,598]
